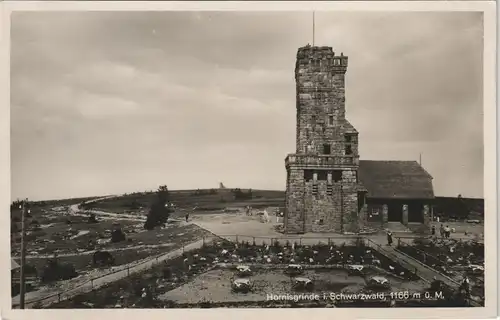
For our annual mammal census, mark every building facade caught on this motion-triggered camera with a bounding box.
[357,160,434,233]
[284,45,433,234]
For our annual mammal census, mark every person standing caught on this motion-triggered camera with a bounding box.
[387,230,393,246]
[439,224,445,238]
[459,274,471,297]
[431,225,436,236]
[444,225,451,238]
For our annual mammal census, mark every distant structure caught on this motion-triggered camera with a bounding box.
[219,182,226,189]
[284,46,434,234]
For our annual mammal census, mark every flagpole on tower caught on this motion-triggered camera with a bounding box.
[312,11,315,46]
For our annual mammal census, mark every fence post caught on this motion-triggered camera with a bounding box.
[252,237,255,245]
[299,238,302,246]
[328,237,331,245]
[127,267,130,276]
[58,293,61,303]
[203,236,205,246]
[236,235,238,243]
[182,245,185,254]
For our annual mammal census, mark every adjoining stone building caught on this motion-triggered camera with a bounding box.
[284,45,434,234]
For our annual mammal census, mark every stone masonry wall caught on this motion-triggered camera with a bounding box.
[285,168,360,234]
[294,46,358,156]
[285,168,306,233]
[285,45,365,234]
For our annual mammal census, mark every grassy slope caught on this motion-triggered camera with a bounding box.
[88,189,484,217]
[89,189,286,214]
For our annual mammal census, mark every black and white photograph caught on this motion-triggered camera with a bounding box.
[1,1,497,318]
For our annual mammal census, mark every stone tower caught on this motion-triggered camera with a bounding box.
[284,45,364,234]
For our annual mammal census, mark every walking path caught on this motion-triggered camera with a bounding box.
[367,240,481,307]
[13,242,177,259]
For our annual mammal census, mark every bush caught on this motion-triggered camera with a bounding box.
[111,228,126,243]
[41,259,78,283]
[232,188,252,201]
[87,214,98,224]
[93,251,115,266]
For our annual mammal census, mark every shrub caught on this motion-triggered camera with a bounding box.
[41,259,78,283]
[87,214,98,224]
[93,251,115,266]
[273,239,281,249]
[111,229,126,243]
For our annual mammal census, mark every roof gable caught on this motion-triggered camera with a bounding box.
[358,160,434,199]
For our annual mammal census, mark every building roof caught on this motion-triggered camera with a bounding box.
[11,258,20,271]
[358,160,434,199]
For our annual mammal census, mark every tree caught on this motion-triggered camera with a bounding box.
[144,185,173,230]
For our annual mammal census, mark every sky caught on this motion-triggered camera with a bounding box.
[10,11,484,201]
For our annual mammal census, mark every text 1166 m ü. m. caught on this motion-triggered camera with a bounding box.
[390,291,444,300]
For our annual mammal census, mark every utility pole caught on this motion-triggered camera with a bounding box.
[419,153,422,166]
[19,198,28,309]
[340,179,344,234]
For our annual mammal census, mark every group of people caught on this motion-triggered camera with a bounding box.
[431,224,452,238]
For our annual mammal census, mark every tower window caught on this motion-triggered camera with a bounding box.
[318,171,328,181]
[328,116,334,126]
[311,115,316,124]
[333,170,342,182]
[304,170,314,181]
[345,135,352,143]
[345,145,353,155]
[322,144,331,155]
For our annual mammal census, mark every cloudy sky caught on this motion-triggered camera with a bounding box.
[10,11,484,201]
